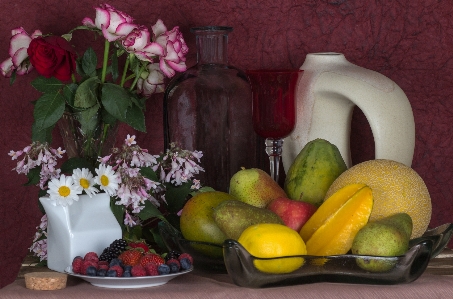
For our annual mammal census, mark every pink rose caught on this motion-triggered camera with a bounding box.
[82,4,137,42]
[137,63,165,97]
[27,36,76,81]
[122,26,164,62]
[152,20,188,78]
[0,27,42,77]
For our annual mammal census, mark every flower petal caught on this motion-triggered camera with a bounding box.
[0,58,14,77]
[11,47,28,67]
[9,33,32,57]
[81,17,96,28]
[152,19,167,37]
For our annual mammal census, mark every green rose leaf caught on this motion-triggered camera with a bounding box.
[101,83,130,121]
[31,123,54,143]
[74,77,100,108]
[111,199,125,227]
[24,167,41,186]
[164,182,192,213]
[125,103,146,132]
[78,103,100,133]
[33,92,66,132]
[63,83,78,108]
[100,108,117,125]
[138,201,164,221]
[82,47,98,76]
[140,167,159,181]
[61,157,96,174]
[31,77,63,93]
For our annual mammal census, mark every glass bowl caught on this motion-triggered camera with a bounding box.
[159,221,453,287]
[158,221,226,272]
[223,238,433,288]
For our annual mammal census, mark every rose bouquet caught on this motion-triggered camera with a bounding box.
[1,3,188,153]
[3,4,205,264]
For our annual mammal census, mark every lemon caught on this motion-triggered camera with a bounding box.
[238,223,307,274]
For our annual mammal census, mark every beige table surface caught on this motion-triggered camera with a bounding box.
[2,251,453,299]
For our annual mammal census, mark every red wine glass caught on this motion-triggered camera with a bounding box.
[246,69,302,182]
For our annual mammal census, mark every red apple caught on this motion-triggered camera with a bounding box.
[267,197,317,232]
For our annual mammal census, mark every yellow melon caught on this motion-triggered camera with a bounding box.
[325,159,431,238]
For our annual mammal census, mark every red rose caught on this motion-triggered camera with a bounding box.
[27,36,76,81]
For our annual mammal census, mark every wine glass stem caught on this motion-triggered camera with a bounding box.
[265,138,284,182]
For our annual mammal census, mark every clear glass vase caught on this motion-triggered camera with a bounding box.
[58,112,118,164]
[163,26,257,192]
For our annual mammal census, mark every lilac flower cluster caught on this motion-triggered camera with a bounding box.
[9,141,65,189]
[100,135,161,226]
[29,214,48,261]
[155,142,204,189]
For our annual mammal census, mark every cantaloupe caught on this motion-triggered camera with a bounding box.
[325,159,431,238]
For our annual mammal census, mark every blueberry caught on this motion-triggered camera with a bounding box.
[168,262,179,273]
[122,271,132,277]
[97,269,107,277]
[73,256,83,262]
[123,265,132,272]
[85,266,97,276]
[109,258,122,267]
[157,264,171,275]
[180,258,192,270]
[106,269,117,277]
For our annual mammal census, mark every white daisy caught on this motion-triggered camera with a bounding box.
[72,168,99,198]
[94,164,120,196]
[47,174,82,206]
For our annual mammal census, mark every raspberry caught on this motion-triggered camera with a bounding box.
[131,265,147,277]
[109,265,124,277]
[81,260,98,275]
[98,261,109,266]
[84,252,99,263]
[180,258,192,270]
[178,253,193,264]
[157,264,171,275]
[72,257,84,274]
[166,259,180,273]
[144,262,159,276]
[98,264,109,271]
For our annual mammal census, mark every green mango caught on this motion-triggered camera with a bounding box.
[284,138,347,206]
[351,213,413,272]
[213,200,284,240]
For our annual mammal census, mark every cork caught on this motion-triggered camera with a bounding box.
[24,272,67,290]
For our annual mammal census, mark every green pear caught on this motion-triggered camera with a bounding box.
[213,200,284,240]
[229,168,287,208]
[351,213,413,272]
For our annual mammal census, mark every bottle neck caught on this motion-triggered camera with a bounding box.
[191,26,232,65]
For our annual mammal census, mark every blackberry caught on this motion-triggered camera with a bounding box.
[165,250,181,262]
[110,239,128,253]
[99,239,128,263]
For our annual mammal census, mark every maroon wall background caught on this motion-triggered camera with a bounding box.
[1,0,452,288]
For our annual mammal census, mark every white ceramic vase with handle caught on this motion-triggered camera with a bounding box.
[39,192,122,273]
[282,52,415,171]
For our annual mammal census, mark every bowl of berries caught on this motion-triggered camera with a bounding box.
[65,239,194,288]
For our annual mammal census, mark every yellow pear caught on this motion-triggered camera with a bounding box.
[229,168,287,208]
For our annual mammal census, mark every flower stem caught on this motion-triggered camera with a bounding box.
[120,54,131,87]
[129,63,147,92]
[101,39,110,83]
